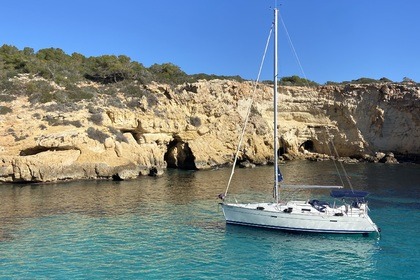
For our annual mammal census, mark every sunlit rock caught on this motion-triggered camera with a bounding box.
[0,79,418,182]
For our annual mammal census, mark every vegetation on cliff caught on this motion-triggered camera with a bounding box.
[0,44,243,87]
[2,44,417,96]
[0,44,249,115]
[0,43,418,119]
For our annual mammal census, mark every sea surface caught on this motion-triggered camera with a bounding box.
[0,161,419,279]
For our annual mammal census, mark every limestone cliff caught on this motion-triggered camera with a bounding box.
[0,78,418,182]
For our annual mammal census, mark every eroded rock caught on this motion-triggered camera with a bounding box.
[0,80,418,182]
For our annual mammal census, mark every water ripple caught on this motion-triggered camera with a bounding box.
[0,163,419,279]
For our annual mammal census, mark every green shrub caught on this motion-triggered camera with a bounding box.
[190,73,244,83]
[190,116,202,127]
[87,104,103,114]
[379,77,393,83]
[40,101,83,114]
[88,113,103,125]
[279,75,319,87]
[126,97,140,109]
[32,112,42,119]
[50,87,95,104]
[121,83,143,96]
[349,77,380,84]
[146,93,158,107]
[108,127,128,143]
[0,94,16,102]
[102,86,118,96]
[28,92,55,104]
[66,86,96,101]
[105,96,125,109]
[0,105,12,114]
[45,118,82,127]
[63,120,82,127]
[148,63,189,84]
[7,128,28,141]
[25,80,55,96]
[0,79,25,95]
[86,127,109,143]
[122,84,158,108]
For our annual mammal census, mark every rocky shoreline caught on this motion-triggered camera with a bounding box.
[1,78,419,183]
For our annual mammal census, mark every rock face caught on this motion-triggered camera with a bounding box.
[0,79,419,182]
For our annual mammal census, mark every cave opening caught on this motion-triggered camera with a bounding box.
[19,146,75,156]
[300,140,315,152]
[278,146,286,156]
[164,138,197,170]
[119,129,141,143]
[278,138,287,156]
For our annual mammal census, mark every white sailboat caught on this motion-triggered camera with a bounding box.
[219,8,379,235]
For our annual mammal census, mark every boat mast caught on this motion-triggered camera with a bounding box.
[273,8,279,204]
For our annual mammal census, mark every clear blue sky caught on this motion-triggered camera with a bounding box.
[1,0,419,84]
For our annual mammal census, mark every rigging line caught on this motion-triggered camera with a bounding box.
[324,129,346,188]
[280,11,353,192]
[323,92,354,192]
[329,135,355,192]
[278,8,321,126]
[279,8,355,195]
[224,24,274,197]
[278,10,309,87]
[279,9,320,115]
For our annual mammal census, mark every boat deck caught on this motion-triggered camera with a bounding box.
[230,200,368,218]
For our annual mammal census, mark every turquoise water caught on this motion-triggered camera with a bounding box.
[0,161,419,279]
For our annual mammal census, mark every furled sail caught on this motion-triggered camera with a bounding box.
[277,167,284,182]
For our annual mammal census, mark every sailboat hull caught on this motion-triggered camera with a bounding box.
[221,203,378,234]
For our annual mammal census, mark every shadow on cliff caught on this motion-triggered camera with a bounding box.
[164,137,197,170]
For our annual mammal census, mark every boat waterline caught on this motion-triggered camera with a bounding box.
[222,202,379,234]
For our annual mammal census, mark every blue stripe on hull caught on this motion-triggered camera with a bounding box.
[226,220,372,234]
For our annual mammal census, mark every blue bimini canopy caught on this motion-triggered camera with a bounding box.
[330,190,369,198]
